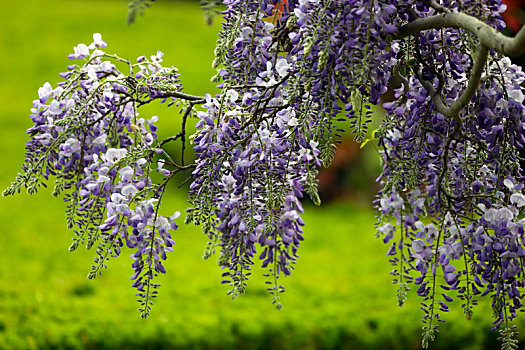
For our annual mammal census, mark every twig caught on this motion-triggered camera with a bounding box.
[158,91,206,103]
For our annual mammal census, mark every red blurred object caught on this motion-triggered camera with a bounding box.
[502,0,525,32]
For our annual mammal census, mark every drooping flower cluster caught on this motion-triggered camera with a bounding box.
[187,0,401,304]
[376,53,525,345]
[188,90,319,306]
[372,2,525,347]
[288,0,400,142]
[4,34,186,318]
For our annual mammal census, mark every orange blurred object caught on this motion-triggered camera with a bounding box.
[271,0,289,22]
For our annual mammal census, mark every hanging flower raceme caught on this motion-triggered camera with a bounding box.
[373,1,525,346]
[189,0,448,320]
[187,88,319,306]
[3,33,188,318]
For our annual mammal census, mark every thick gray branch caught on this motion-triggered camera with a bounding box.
[397,12,525,57]
[415,45,489,119]
[448,44,489,116]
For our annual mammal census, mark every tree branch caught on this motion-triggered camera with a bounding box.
[396,12,525,57]
[157,91,206,103]
[415,44,488,120]
[415,67,451,116]
[449,44,488,116]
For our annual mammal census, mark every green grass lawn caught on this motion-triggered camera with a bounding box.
[0,195,503,349]
[0,1,518,349]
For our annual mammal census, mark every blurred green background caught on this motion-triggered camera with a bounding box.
[0,0,516,349]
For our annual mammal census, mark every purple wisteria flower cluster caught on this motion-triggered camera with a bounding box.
[187,0,401,305]
[6,0,525,348]
[3,34,189,318]
[374,1,525,348]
